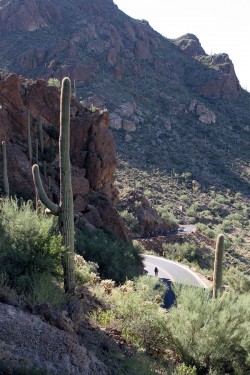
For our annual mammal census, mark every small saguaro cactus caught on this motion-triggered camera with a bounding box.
[2,141,9,197]
[27,109,32,164]
[73,79,77,99]
[32,77,75,293]
[38,118,44,157]
[213,234,225,298]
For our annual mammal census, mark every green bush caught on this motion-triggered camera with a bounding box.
[75,228,142,283]
[162,241,200,263]
[172,364,197,375]
[27,272,68,308]
[0,198,62,294]
[225,268,250,294]
[157,205,178,227]
[93,276,168,357]
[47,78,60,89]
[167,285,250,374]
[120,209,140,232]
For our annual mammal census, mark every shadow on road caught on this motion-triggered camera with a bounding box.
[161,278,175,309]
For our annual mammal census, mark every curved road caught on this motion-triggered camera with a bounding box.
[143,254,206,287]
[142,254,207,308]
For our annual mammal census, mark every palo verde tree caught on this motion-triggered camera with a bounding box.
[32,77,75,293]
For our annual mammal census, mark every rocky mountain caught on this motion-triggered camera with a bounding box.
[0,72,130,239]
[0,0,249,195]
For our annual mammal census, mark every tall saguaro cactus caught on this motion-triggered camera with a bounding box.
[2,141,9,197]
[32,77,75,293]
[213,234,225,298]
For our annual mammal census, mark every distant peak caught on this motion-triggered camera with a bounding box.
[174,33,206,58]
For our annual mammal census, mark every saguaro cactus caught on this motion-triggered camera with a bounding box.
[2,141,9,197]
[38,118,44,156]
[73,79,77,99]
[27,110,32,164]
[213,234,225,298]
[32,77,75,293]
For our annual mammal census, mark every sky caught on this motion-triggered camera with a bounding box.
[114,0,250,92]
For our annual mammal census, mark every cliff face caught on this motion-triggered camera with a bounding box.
[0,72,129,239]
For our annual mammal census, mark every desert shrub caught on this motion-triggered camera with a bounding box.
[225,268,250,294]
[47,77,60,89]
[27,272,68,308]
[75,228,142,283]
[101,276,168,357]
[162,241,200,263]
[172,364,197,374]
[167,285,250,374]
[74,254,99,285]
[157,205,178,227]
[0,198,62,293]
[119,354,159,375]
[120,209,140,232]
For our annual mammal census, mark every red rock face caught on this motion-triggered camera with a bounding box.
[0,73,128,239]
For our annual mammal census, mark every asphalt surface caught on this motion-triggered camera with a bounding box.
[142,254,207,308]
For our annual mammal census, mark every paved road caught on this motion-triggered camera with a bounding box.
[142,254,207,308]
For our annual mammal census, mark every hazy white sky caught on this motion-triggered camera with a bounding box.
[114,0,250,91]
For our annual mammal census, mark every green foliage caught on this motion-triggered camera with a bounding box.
[47,78,60,89]
[93,276,168,357]
[167,285,250,374]
[75,228,142,283]
[120,209,140,232]
[119,354,159,375]
[74,254,99,285]
[27,272,68,308]
[162,241,200,263]
[0,198,62,293]
[157,205,178,227]
[225,268,250,294]
[172,364,197,375]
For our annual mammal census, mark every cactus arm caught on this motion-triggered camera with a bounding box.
[2,141,9,197]
[213,234,225,298]
[59,77,75,293]
[32,164,60,215]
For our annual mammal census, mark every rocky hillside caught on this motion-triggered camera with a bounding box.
[0,0,249,194]
[0,72,130,239]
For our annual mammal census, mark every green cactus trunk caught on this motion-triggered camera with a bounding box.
[74,79,77,99]
[59,77,75,293]
[32,77,75,293]
[2,141,9,197]
[27,110,32,164]
[213,234,225,298]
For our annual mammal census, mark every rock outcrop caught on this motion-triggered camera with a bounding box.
[118,189,178,237]
[0,302,111,374]
[175,34,206,58]
[0,73,129,239]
